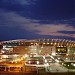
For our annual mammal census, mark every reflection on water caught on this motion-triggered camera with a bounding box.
[0,74,33,75]
[0,74,19,75]
[0,73,37,75]
[0,74,22,75]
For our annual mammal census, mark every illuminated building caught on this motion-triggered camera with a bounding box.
[0,39,75,59]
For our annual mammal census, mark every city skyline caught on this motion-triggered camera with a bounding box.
[0,0,75,41]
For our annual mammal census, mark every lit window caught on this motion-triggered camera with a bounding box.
[37,61,39,64]
[43,43,45,44]
[31,43,33,44]
[54,43,56,45]
[47,43,49,44]
[51,43,53,45]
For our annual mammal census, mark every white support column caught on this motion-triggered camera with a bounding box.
[52,46,56,56]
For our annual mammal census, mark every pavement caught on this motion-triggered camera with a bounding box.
[45,63,68,72]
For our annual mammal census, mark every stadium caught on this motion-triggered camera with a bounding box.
[0,39,75,60]
[0,39,75,73]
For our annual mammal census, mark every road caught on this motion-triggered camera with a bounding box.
[45,63,68,72]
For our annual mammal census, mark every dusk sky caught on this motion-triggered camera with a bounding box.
[0,0,75,41]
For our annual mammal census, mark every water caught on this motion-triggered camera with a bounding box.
[0,72,37,75]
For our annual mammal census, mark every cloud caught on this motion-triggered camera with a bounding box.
[18,0,37,5]
[25,24,75,38]
[0,9,75,38]
[1,0,37,5]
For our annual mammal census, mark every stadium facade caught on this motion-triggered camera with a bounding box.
[0,39,75,57]
[0,39,75,72]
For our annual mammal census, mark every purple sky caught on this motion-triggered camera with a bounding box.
[0,0,75,41]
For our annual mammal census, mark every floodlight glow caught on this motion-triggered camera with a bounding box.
[2,55,8,58]
[54,43,56,45]
[45,60,47,63]
[24,54,28,57]
[62,63,63,65]
[51,43,53,45]
[55,59,59,62]
[43,56,45,59]
[46,63,49,66]
[37,61,39,64]
[68,65,69,66]
[66,58,68,59]
[29,61,31,64]
[66,54,69,56]
[16,62,17,63]
[31,43,33,44]
[14,54,18,57]
[41,46,43,48]
[73,64,75,66]
[43,43,45,44]
[50,56,54,59]
[47,43,49,44]
[1,51,5,53]
[58,58,60,59]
